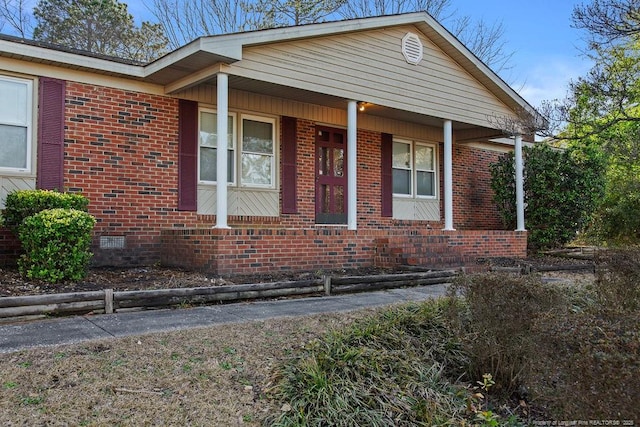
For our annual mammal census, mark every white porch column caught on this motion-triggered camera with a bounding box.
[514,134,526,231]
[443,120,455,231]
[215,72,229,228]
[347,100,358,230]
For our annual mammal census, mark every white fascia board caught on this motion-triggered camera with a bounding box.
[206,12,430,48]
[0,39,144,78]
[143,38,243,78]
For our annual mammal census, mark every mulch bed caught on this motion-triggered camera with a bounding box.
[0,254,595,298]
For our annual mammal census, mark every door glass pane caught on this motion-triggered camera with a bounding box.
[241,153,271,185]
[319,147,329,175]
[392,142,411,169]
[333,148,344,177]
[393,169,410,194]
[334,133,343,144]
[334,185,344,213]
[318,130,330,141]
[0,125,27,169]
[417,171,435,196]
[321,184,330,213]
[416,145,434,170]
[242,119,273,153]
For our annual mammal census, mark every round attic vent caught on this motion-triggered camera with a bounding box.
[402,32,423,65]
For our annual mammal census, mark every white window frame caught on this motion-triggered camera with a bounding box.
[198,108,278,190]
[392,139,438,199]
[198,108,237,185]
[240,114,276,189]
[0,75,33,174]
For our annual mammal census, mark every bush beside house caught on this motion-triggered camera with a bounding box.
[1,190,95,283]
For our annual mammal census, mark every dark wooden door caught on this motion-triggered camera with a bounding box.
[315,126,347,224]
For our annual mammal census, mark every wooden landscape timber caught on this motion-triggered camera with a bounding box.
[0,270,458,320]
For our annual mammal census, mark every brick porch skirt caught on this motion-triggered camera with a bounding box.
[160,228,527,275]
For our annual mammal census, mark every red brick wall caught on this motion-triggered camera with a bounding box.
[64,83,199,265]
[21,80,518,270]
[452,145,504,230]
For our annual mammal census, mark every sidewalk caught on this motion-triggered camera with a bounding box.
[0,283,448,354]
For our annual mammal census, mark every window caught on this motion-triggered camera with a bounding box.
[199,109,235,184]
[241,115,275,187]
[392,140,436,198]
[0,76,32,172]
[198,109,276,188]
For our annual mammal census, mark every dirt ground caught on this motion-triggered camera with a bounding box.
[0,255,593,297]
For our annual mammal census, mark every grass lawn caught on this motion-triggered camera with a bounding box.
[0,310,376,426]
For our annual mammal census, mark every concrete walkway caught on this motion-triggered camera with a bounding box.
[0,283,448,354]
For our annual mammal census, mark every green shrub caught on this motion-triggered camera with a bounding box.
[2,189,89,232]
[269,300,472,426]
[490,144,604,251]
[18,208,96,283]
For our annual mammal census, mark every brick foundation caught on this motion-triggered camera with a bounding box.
[161,227,527,275]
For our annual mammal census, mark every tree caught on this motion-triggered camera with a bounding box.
[573,0,640,46]
[0,0,32,37]
[490,144,605,251]
[32,0,167,62]
[150,0,256,49]
[244,0,346,28]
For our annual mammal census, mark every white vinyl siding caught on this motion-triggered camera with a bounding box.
[0,75,32,173]
[230,25,515,128]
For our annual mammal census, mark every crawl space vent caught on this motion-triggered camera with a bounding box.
[402,32,423,65]
[100,235,126,249]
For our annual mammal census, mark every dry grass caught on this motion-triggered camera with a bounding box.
[0,309,379,426]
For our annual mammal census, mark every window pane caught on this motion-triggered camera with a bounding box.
[242,119,273,153]
[417,171,435,196]
[392,142,410,169]
[393,169,410,194]
[199,147,234,182]
[199,112,233,148]
[241,153,272,185]
[200,146,216,181]
[333,148,344,177]
[0,125,27,169]
[415,145,434,171]
[0,79,28,126]
[334,185,344,213]
[319,147,328,175]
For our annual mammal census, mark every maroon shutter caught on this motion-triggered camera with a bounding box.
[381,133,393,217]
[178,99,198,211]
[281,116,298,214]
[37,77,66,191]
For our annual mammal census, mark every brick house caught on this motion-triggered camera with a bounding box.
[0,13,534,275]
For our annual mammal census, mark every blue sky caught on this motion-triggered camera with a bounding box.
[454,0,592,108]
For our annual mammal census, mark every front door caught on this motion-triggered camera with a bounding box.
[315,126,347,224]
